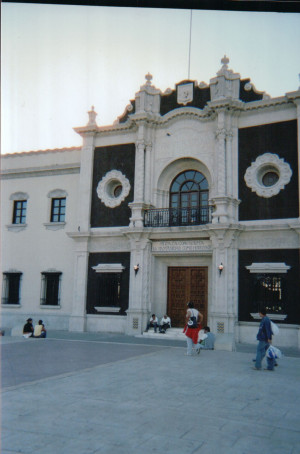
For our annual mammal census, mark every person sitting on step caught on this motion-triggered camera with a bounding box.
[159,314,171,333]
[145,314,159,333]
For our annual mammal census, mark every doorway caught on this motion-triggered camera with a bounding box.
[167,267,208,327]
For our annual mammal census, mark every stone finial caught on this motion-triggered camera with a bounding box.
[221,55,229,68]
[145,72,153,86]
[87,105,97,126]
[217,55,232,76]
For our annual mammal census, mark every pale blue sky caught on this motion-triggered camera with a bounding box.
[2,3,300,154]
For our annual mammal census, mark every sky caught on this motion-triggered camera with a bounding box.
[1,2,300,154]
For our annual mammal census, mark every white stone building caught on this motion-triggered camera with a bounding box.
[1,57,300,348]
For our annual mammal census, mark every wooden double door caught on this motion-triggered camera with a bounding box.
[167,267,208,327]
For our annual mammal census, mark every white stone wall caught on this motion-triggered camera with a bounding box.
[1,149,80,330]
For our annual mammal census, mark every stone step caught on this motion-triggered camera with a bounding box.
[137,328,235,351]
[137,328,186,341]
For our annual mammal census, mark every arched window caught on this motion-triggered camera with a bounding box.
[169,170,209,225]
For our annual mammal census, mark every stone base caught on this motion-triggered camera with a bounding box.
[214,333,235,351]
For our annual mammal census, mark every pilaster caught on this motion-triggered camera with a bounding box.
[69,235,90,332]
[125,232,152,335]
[208,225,241,335]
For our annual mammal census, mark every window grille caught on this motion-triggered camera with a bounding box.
[40,272,62,306]
[2,273,22,304]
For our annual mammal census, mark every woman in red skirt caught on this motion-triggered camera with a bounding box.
[183,301,203,355]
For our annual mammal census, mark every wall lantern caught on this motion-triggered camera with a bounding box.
[134,264,140,276]
[218,263,224,276]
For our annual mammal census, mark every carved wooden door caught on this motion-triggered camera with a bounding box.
[167,267,208,327]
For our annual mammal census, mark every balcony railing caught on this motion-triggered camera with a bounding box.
[144,206,212,227]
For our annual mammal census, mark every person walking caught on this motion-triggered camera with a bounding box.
[253,307,275,371]
[183,301,203,356]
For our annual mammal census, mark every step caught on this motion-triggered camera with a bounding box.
[137,328,186,341]
[137,329,236,351]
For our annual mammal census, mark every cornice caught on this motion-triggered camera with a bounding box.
[242,96,294,112]
[239,219,300,232]
[1,146,81,158]
[0,163,80,179]
[74,120,137,137]
[153,107,216,126]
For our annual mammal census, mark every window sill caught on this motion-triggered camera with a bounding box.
[1,304,21,308]
[40,305,61,309]
[250,312,287,321]
[43,222,66,231]
[6,224,27,232]
[94,306,120,313]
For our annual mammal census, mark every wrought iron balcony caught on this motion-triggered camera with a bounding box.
[144,206,212,227]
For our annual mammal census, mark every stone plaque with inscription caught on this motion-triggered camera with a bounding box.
[152,240,212,254]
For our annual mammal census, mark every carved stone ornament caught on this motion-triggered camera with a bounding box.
[177,83,193,105]
[96,170,131,208]
[244,153,292,198]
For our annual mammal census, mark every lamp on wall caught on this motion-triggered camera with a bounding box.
[218,263,224,276]
[134,264,140,276]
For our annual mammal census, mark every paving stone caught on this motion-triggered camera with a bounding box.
[1,332,300,454]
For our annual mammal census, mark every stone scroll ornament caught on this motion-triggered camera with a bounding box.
[244,153,292,198]
[96,170,131,208]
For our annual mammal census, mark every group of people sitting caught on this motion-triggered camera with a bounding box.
[145,314,171,333]
[145,312,215,352]
[23,318,47,338]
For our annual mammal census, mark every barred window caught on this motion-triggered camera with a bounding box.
[253,274,286,314]
[2,272,22,304]
[98,273,121,307]
[40,272,62,306]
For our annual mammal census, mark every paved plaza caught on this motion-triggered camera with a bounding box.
[1,331,300,454]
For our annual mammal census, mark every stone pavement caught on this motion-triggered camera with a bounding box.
[1,331,300,454]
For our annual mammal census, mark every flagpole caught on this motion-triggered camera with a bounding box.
[188,10,193,80]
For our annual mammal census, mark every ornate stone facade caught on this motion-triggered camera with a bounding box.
[1,58,299,348]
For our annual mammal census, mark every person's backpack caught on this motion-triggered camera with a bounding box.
[187,309,198,328]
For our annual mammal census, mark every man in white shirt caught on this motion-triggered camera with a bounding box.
[145,314,159,333]
[160,315,171,333]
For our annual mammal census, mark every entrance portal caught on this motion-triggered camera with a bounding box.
[167,267,208,327]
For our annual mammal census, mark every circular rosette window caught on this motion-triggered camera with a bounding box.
[244,153,292,198]
[96,170,131,208]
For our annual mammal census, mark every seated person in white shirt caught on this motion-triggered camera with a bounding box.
[160,315,171,333]
[145,314,159,333]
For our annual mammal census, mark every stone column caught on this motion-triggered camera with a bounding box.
[144,142,152,204]
[69,134,94,331]
[126,233,151,335]
[129,139,146,228]
[226,131,233,197]
[208,226,240,341]
[70,108,97,331]
[216,127,227,196]
[77,135,95,231]
[69,237,89,332]
[134,140,145,202]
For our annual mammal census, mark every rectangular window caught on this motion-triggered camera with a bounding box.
[2,273,22,304]
[13,200,27,224]
[51,198,66,222]
[253,274,286,314]
[98,273,121,307]
[40,272,62,306]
